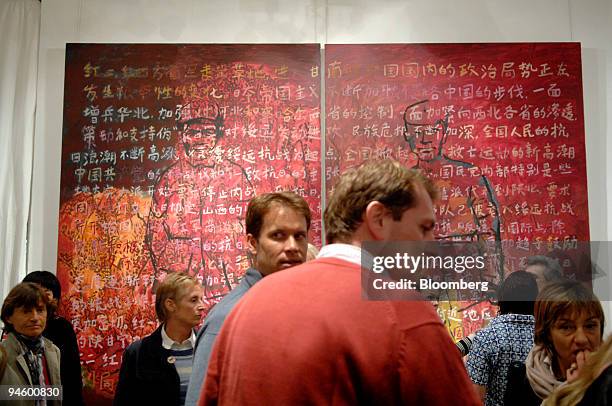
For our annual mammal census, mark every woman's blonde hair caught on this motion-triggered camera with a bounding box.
[155,273,199,322]
[544,334,612,406]
[306,243,319,261]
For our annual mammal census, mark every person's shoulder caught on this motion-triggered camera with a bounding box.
[497,313,535,323]
[224,274,259,299]
[576,364,612,406]
[589,364,612,391]
[129,328,161,352]
[469,324,498,355]
[387,300,444,330]
[473,315,505,341]
[42,337,61,364]
[493,314,535,336]
[42,336,60,351]
[48,316,76,332]
[0,333,20,353]
[275,257,358,278]
[0,338,20,377]
[204,289,247,326]
[123,337,144,357]
[0,346,21,386]
[209,270,262,312]
[249,257,356,292]
[221,259,351,313]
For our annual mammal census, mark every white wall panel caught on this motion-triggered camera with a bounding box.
[325,0,570,43]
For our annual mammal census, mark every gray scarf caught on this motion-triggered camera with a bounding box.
[525,344,565,399]
[15,333,45,385]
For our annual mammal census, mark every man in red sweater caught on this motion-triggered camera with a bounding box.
[200,160,481,405]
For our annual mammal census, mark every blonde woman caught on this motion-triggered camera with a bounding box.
[114,273,204,406]
[544,334,611,406]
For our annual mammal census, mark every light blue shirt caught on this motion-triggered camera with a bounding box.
[184,268,263,406]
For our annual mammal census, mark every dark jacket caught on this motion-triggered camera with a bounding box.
[578,364,612,406]
[113,326,182,406]
[504,361,541,406]
[44,316,84,406]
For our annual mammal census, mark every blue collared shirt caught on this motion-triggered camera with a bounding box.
[466,313,535,406]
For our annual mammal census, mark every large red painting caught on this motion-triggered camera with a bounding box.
[57,42,589,402]
[324,43,588,339]
[58,44,321,402]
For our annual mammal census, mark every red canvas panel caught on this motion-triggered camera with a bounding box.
[325,43,588,339]
[58,44,321,401]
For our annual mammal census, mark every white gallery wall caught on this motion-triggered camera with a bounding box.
[30,0,612,332]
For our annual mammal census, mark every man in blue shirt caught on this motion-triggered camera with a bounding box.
[185,191,311,406]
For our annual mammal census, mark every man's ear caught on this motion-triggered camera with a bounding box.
[364,201,389,241]
[246,234,258,257]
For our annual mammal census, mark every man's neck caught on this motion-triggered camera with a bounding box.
[164,320,191,343]
[349,226,375,246]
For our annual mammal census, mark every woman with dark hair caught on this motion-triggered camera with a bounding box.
[525,279,605,400]
[23,271,84,405]
[0,282,62,405]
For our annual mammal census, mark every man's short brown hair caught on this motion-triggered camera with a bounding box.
[1,282,53,333]
[324,160,437,243]
[155,273,199,323]
[534,280,605,352]
[246,192,312,239]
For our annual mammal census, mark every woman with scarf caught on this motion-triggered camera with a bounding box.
[525,279,605,401]
[0,282,62,406]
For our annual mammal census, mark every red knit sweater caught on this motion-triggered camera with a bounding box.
[201,257,481,405]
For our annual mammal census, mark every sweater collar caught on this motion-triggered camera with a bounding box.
[318,243,374,269]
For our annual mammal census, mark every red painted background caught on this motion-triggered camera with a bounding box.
[56,43,589,402]
[325,43,588,339]
[58,44,321,402]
